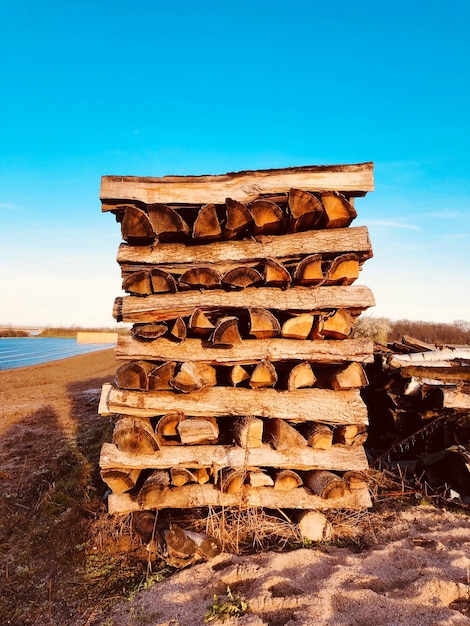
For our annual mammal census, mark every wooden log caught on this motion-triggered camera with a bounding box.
[319,191,357,228]
[169,317,186,343]
[220,469,245,493]
[147,203,190,242]
[319,309,353,339]
[116,335,375,366]
[249,359,278,389]
[100,468,141,494]
[329,362,369,390]
[401,335,436,352]
[288,188,323,232]
[293,255,324,286]
[272,469,303,491]
[398,365,470,383]
[211,316,243,346]
[287,362,316,390]
[138,470,170,506]
[387,348,470,369]
[131,322,167,341]
[122,270,152,295]
[247,470,274,487]
[170,467,198,487]
[223,198,253,239]
[196,468,211,484]
[107,484,372,514]
[132,510,162,545]
[333,424,368,447]
[101,163,374,206]
[281,314,314,340]
[249,199,285,235]
[155,412,186,437]
[177,416,219,444]
[325,253,360,286]
[302,423,333,449]
[248,307,281,339]
[116,226,373,267]
[442,386,470,410]
[182,530,222,558]
[188,309,215,336]
[233,416,263,448]
[171,362,217,393]
[295,511,332,542]
[179,267,222,290]
[263,258,292,288]
[149,268,178,293]
[148,361,177,391]
[229,364,251,386]
[265,418,308,450]
[100,441,370,473]
[305,470,346,499]
[164,525,198,559]
[222,266,263,289]
[120,206,155,244]
[115,360,154,390]
[343,470,369,491]
[112,416,160,453]
[100,384,369,425]
[192,203,222,241]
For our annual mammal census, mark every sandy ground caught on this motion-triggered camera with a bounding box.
[0,350,469,625]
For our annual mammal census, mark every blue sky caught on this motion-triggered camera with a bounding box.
[1,0,469,327]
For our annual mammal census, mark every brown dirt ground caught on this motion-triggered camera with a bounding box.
[0,350,469,625]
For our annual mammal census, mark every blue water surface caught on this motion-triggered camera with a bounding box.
[0,337,115,371]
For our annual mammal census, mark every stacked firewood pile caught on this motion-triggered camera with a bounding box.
[98,163,377,530]
[364,336,470,502]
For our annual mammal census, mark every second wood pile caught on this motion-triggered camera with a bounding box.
[98,163,376,526]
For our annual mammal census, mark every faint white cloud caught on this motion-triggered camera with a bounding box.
[0,202,20,211]
[423,210,466,219]
[364,219,421,231]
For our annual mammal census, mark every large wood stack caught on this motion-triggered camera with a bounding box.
[98,163,376,517]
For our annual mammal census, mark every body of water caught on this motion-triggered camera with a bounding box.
[0,337,115,370]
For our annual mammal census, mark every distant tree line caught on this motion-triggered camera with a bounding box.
[353,316,470,346]
[0,329,30,337]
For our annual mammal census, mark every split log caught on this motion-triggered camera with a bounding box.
[122,271,152,295]
[304,470,346,499]
[138,470,170,506]
[179,267,222,290]
[182,530,222,558]
[281,314,314,340]
[171,362,217,393]
[272,469,303,491]
[265,418,308,450]
[287,362,316,390]
[169,317,186,343]
[319,309,353,340]
[229,364,251,386]
[115,360,154,390]
[100,384,370,425]
[149,268,178,293]
[192,203,222,241]
[222,266,263,289]
[387,348,470,369]
[223,198,253,239]
[329,362,369,390]
[147,204,190,242]
[343,470,369,491]
[319,191,357,228]
[117,335,375,366]
[100,468,141,494]
[101,163,374,206]
[116,226,374,267]
[164,525,197,559]
[401,335,436,352]
[249,199,285,235]
[170,468,198,486]
[148,361,177,391]
[132,510,161,545]
[249,359,278,389]
[112,416,160,453]
[302,423,333,449]
[288,188,323,232]
[442,386,470,410]
[196,468,211,484]
[248,307,281,339]
[100,441,370,473]
[247,470,274,487]
[263,258,292,288]
[108,483,372,514]
[155,412,186,438]
[221,469,245,493]
[120,206,155,244]
[293,255,324,286]
[177,416,219,444]
[325,253,360,286]
[188,309,215,336]
[295,511,332,542]
[211,316,243,346]
[233,416,263,448]
[131,323,167,341]
[333,424,368,447]
[398,366,470,383]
